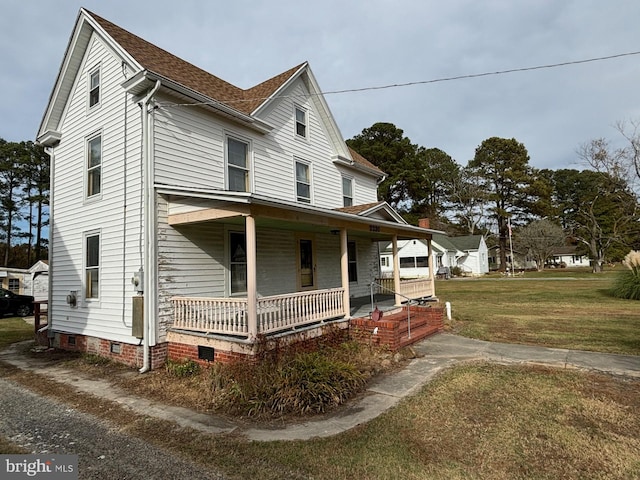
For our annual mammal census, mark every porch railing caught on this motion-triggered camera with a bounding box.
[172,297,249,335]
[257,288,345,335]
[375,277,434,299]
[171,287,345,337]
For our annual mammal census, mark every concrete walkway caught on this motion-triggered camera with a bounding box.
[1,333,638,442]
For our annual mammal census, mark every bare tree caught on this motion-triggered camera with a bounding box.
[516,219,566,271]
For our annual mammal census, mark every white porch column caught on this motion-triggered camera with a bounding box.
[392,235,402,306]
[427,236,435,296]
[339,228,351,317]
[246,215,258,339]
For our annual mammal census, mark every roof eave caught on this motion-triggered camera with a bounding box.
[122,70,273,134]
[332,155,385,179]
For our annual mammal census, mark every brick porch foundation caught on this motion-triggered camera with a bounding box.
[350,304,445,351]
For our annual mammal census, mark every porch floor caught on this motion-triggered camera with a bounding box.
[350,294,397,319]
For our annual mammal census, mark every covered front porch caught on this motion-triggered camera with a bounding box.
[160,189,439,345]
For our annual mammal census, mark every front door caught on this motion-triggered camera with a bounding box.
[298,238,316,290]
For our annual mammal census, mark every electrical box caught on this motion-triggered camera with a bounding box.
[132,296,144,338]
[66,291,77,308]
[132,268,144,293]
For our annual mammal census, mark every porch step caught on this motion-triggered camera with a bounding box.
[382,307,443,348]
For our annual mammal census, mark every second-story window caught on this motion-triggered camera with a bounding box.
[227,137,250,192]
[295,106,307,138]
[89,68,100,108]
[342,176,353,207]
[295,160,311,203]
[87,135,102,198]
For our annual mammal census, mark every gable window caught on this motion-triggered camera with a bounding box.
[227,137,250,192]
[229,232,247,294]
[87,135,102,197]
[89,68,100,108]
[347,241,358,282]
[85,233,100,299]
[295,106,307,138]
[295,160,311,203]
[342,176,353,207]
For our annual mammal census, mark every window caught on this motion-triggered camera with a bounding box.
[295,106,307,138]
[85,233,100,299]
[381,257,389,267]
[8,279,19,293]
[347,241,358,282]
[87,135,101,197]
[400,257,415,268]
[89,68,100,107]
[229,232,247,294]
[416,256,429,268]
[295,161,311,203]
[227,137,250,192]
[342,176,353,207]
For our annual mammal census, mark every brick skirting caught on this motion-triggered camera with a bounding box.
[350,304,445,351]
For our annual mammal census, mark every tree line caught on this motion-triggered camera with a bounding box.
[0,138,49,268]
[347,122,640,272]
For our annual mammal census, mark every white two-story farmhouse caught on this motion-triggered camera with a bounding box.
[37,9,439,370]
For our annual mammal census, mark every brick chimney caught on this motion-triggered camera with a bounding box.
[419,218,430,229]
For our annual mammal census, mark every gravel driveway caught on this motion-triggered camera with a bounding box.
[0,378,226,479]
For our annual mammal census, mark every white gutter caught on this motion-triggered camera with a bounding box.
[139,80,161,374]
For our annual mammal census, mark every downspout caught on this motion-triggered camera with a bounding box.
[139,80,161,374]
[45,146,55,345]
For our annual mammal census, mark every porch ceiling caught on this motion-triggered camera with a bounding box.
[162,190,441,241]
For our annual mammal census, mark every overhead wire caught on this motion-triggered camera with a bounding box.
[155,50,640,110]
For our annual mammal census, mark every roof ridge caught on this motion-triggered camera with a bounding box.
[85,9,301,115]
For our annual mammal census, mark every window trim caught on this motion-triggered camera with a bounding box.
[88,65,101,109]
[84,230,101,302]
[86,132,102,200]
[342,176,354,207]
[225,134,252,193]
[294,159,312,204]
[294,105,308,139]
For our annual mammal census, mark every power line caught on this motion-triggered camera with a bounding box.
[156,50,640,109]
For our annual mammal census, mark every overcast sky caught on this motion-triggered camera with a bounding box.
[2,0,639,171]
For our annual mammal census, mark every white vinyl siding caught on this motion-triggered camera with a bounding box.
[49,33,143,343]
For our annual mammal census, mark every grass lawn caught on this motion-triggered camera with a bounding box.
[436,270,640,355]
[0,316,34,349]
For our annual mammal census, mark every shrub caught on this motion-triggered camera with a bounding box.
[165,358,201,378]
[610,250,640,300]
[207,343,373,417]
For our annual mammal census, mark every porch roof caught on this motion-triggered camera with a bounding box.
[158,186,444,241]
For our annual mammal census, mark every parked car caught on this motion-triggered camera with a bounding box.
[0,288,34,317]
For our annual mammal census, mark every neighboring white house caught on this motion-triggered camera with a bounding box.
[37,9,439,369]
[380,234,489,277]
[548,246,591,268]
[0,261,49,300]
